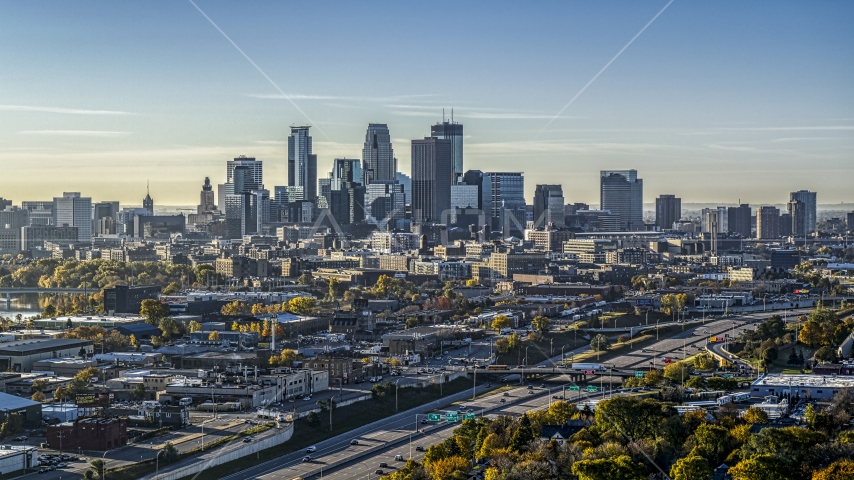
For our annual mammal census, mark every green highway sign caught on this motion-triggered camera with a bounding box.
[427,413,441,422]
[569,386,580,392]
[464,412,476,420]
[445,412,459,422]
[586,385,597,392]
[634,371,644,378]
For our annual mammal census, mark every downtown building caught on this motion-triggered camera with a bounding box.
[756,206,781,239]
[789,190,816,233]
[600,170,643,231]
[430,120,463,184]
[411,137,452,224]
[289,126,317,202]
[53,192,92,242]
[654,194,681,231]
[362,124,396,185]
[532,184,565,228]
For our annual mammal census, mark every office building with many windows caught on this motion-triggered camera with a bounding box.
[600,170,643,231]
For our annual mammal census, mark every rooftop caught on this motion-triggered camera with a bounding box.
[752,374,854,389]
[0,338,92,355]
[0,392,42,410]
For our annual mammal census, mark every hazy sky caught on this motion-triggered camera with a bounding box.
[1,1,852,206]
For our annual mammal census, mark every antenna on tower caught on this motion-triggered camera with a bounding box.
[451,108,454,123]
[442,108,445,122]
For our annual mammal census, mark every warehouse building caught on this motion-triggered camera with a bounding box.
[750,374,854,400]
[0,338,94,372]
[0,445,39,475]
[0,392,43,425]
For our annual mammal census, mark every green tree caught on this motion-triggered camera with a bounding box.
[297,272,314,285]
[814,346,837,363]
[663,361,690,384]
[692,423,733,466]
[590,334,609,351]
[306,411,321,428]
[140,299,169,326]
[288,297,317,315]
[812,459,854,480]
[131,383,146,400]
[670,455,712,480]
[728,454,786,480]
[531,315,551,334]
[571,455,646,480]
[743,407,769,424]
[405,317,419,329]
[31,391,46,402]
[158,317,180,339]
[491,315,511,330]
[595,397,668,440]
[188,320,202,333]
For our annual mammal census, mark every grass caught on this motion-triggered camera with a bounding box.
[495,330,587,366]
[179,378,474,480]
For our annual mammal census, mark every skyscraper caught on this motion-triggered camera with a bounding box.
[655,194,681,230]
[53,192,92,242]
[330,158,362,190]
[431,120,463,184]
[198,177,216,214]
[789,190,816,233]
[532,185,565,228]
[483,172,526,237]
[756,206,780,239]
[142,184,153,213]
[600,170,643,231]
[227,156,263,187]
[411,137,452,223]
[288,126,316,201]
[701,207,728,234]
[727,204,752,238]
[362,124,396,185]
[787,200,807,237]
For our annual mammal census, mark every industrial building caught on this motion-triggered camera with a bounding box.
[0,393,43,424]
[0,445,39,475]
[749,374,854,400]
[47,418,128,451]
[0,338,94,372]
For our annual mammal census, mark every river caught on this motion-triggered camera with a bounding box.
[0,294,42,320]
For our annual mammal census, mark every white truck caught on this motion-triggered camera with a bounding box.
[499,327,512,335]
[572,363,607,372]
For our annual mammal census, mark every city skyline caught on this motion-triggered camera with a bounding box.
[1,1,852,205]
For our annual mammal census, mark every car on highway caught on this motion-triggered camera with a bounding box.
[538,365,547,368]
[376,469,384,475]
[379,462,388,468]
[395,455,404,461]
[351,439,359,445]
[306,446,317,453]
[503,392,510,396]
[302,456,313,462]
[500,398,506,403]
[242,437,252,443]
[415,446,424,452]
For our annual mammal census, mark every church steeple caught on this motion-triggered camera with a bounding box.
[143,181,154,212]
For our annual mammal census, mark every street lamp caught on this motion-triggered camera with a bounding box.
[101,451,108,480]
[155,449,166,480]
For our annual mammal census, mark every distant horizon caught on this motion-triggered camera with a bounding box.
[1,2,852,205]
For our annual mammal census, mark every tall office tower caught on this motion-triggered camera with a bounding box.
[395,172,411,205]
[779,213,793,237]
[483,172,526,237]
[655,194,681,231]
[789,190,816,233]
[233,165,259,194]
[362,124,396,185]
[198,177,216,214]
[411,137,452,223]
[787,200,807,237]
[227,156,263,187]
[224,195,246,239]
[431,120,463,184]
[288,126,315,201]
[756,206,781,239]
[364,181,405,228]
[330,182,366,225]
[532,185,565,228]
[0,198,11,210]
[451,184,480,209]
[53,192,92,242]
[330,158,362,190]
[318,178,332,208]
[600,170,643,231]
[272,186,305,222]
[727,204,752,238]
[847,211,854,232]
[92,201,120,236]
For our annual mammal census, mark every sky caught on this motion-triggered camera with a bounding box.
[1,1,852,207]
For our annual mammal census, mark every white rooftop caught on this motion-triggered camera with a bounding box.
[752,374,854,389]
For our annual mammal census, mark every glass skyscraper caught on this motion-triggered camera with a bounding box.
[600,170,643,231]
[362,124,396,185]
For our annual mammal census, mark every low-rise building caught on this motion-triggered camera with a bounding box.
[0,339,94,372]
[749,374,854,400]
[0,446,39,474]
[47,418,128,451]
[0,392,43,425]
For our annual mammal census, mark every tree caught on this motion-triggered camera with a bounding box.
[571,455,646,480]
[89,459,105,480]
[743,407,769,424]
[140,299,169,326]
[491,315,511,330]
[131,383,146,400]
[595,397,668,440]
[188,320,202,333]
[692,423,733,466]
[31,391,46,402]
[663,361,690,384]
[158,317,180,339]
[799,321,824,347]
[812,459,854,480]
[208,331,220,341]
[531,315,551,334]
[405,317,419,329]
[289,297,317,315]
[297,272,314,286]
[129,334,138,347]
[306,411,321,428]
[279,349,297,367]
[761,346,778,363]
[161,441,180,462]
[54,386,65,401]
[220,301,249,316]
[494,337,510,353]
[590,334,609,351]
[426,455,469,480]
[814,346,837,363]
[728,454,786,480]
[670,455,712,480]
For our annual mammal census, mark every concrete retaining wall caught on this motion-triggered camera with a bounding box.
[139,423,294,480]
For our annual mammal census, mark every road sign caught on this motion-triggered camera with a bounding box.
[445,412,458,422]
[584,369,595,375]
[569,386,580,392]
[463,412,476,420]
[427,413,441,422]
[634,371,644,378]
[586,385,597,392]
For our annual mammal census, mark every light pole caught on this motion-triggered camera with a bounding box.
[155,449,166,480]
[395,380,400,411]
[561,345,566,364]
[101,451,108,480]
[656,320,660,341]
[472,367,477,401]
